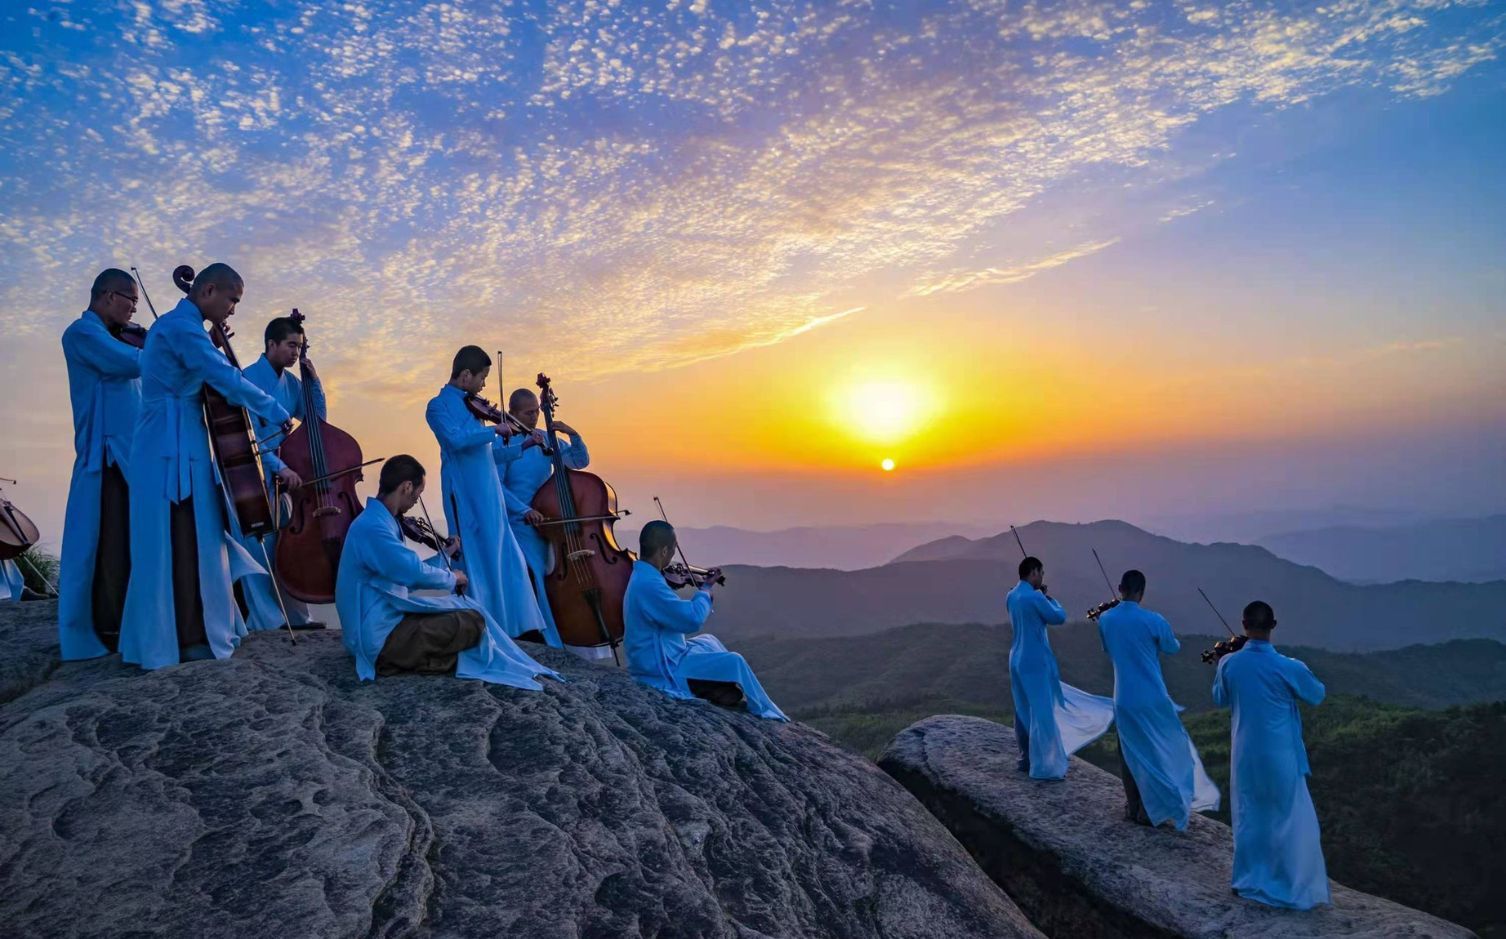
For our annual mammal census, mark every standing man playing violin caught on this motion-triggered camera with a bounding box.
[58,269,143,658]
[235,315,327,631]
[425,346,556,647]
[497,387,589,650]
[118,263,291,670]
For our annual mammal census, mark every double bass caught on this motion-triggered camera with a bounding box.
[172,265,277,540]
[529,374,634,658]
[274,310,368,604]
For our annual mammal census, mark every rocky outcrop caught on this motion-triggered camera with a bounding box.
[0,603,1040,939]
[879,715,1475,939]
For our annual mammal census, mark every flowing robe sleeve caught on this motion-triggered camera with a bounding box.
[646,577,715,634]
[426,394,495,452]
[65,322,142,379]
[184,333,289,424]
[367,517,458,593]
[1155,613,1181,655]
[561,433,589,470]
[1031,591,1067,626]
[1285,659,1326,706]
[1211,656,1231,707]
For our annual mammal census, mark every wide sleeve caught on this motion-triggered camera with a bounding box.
[502,480,532,517]
[64,321,144,379]
[1211,657,1230,707]
[1155,614,1181,655]
[304,371,328,421]
[492,434,526,466]
[562,433,590,470]
[183,331,289,423]
[647,578,714,634]
[248,374,288,474]
[426,394,495,452]
[368,521,456,592]
[1285,658,1327,706]
[1034,592,1068,626]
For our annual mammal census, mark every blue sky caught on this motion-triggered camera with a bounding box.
[2,0,1503,537]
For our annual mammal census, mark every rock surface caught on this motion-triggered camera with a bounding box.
[0,602,1040,939]
[879,714,1476,939]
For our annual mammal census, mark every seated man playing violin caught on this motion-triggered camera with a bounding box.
[623,520,787,721]
[336,454,559,690]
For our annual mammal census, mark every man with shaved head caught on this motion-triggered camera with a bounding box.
[496,386,590,653]
[58,268,144,656]
[119,262,292,670]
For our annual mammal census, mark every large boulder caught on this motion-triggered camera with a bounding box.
[879,714,1475,939]
[0,602,1039,938]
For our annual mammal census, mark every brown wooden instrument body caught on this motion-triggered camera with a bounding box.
[273,311,364,604]
[275,416,364,603]
[173,265,276,541]
[0,493,41,561]
[528,374,632,650]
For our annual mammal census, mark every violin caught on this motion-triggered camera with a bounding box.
[172,265,279,541]
[529,373,632,659]
[663,562,725,590]
[1200,634,1248,665]
[1196,587,1246,665]
[463,392,549,451]
[1086,548,1119,621]
[111,322,150,349]
[1086,599,1119,621]
[0,478,41,562]
[274,310,369,604]
[398,514,461,563]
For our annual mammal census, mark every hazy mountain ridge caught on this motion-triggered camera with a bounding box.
[1256,514,1506,584]
[616,521,999,571]
[706,520,1506,651]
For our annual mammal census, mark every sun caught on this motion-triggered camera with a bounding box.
[881,457,896,472]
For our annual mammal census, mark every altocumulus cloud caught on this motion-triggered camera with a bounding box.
[0,0,1499,398]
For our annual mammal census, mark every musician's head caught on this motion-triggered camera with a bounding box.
[189,263,244,324]
[508,389,541,429]
[639,520,677,570]
[1119,569,1146,602]
[88,269,137,327]
[378,454,427,514]
[1241,600,1276,639]
[450,345,492,393]
[1019,556,1044,587]
[264,316,305,370]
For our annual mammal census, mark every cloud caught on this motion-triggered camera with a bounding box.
[0,0,1500,389]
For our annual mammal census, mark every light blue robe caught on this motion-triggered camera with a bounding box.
[0,559,23,602]
[235,353,326,630]
[497,429,589,645]
[1213,639,1331,910]
[425,385,555,645]
[1006,580,1114,780]
[624,560,788,721]
[118,298,290,670]
[336,498,559,690]
[58,310,142,657]
[1097,601,1220,828]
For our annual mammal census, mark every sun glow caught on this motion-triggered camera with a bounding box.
[881,457,896,471]
[830,377,936,445]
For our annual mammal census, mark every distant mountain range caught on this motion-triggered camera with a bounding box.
[1255,515,1506,584]
[705,520,1506,651]
[614,521,998,571]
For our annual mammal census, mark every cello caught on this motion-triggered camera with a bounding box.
[0,478,56,595]
[172,265,278,541]
[529,373,633,659]
[273,310,367,604]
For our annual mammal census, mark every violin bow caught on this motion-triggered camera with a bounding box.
[654,496,704,584]
[1010,524,1027,558]
[129,266,162,321]
[1196,587,1238,638]
[1091,548,1117,600]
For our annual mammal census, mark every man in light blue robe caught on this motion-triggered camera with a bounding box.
[1007,555,1114,780]
[235,315,327,631]
[425,346,555,645]
[1213,600,1330,910]
[337,455,559,689]
[496,387,589,649]
[58,269,143,656]
[624,520,787,721]
[118,264,290,670]
[1097,569,1219,828]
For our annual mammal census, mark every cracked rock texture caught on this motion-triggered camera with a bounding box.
[0,601,1039,939]
[879,714,1476,939]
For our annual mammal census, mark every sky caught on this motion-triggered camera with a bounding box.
[2,0,1504,548]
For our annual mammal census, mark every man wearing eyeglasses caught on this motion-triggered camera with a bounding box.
[58,269,144,658]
